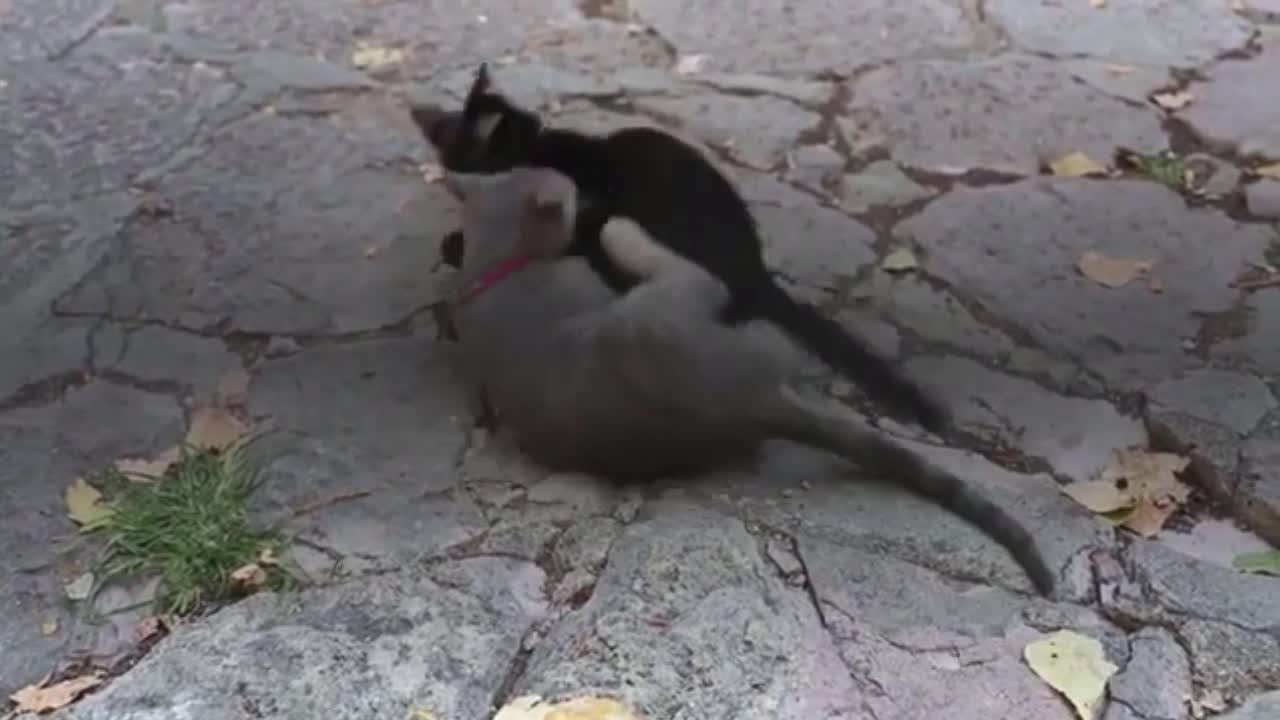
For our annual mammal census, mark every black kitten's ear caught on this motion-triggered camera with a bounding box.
[469,63,492,100]
[409,106,460,151]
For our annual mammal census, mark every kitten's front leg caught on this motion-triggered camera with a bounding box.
[600,217,729,315]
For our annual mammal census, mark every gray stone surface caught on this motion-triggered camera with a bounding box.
[1219,691,1280,720]
[905,356,1147,482]
[57,559,547,720]
[986,0,1253,67]
[1246,178,1280,217]
[6,0,1280,716]
[1182,40,1280,159]
[841,55,1167,175]
[895,178,1272,388]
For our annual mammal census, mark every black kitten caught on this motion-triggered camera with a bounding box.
[413,64,950,434]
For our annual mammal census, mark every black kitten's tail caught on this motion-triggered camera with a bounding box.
[749,280,951,434]
[762,388,1055,597]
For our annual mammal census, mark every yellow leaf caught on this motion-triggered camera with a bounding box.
[880,248,919,273]
[1063,448,1191,537]
[64,572,94,601]
[65,477,114,527]
[1060,479,1135,514]
[673,54,709,76]
[229,563,267,591]
[114,446,181,481]
[186,406,249,450]
[1050,151,1108,177]
[1089,0,1106,7]
[1151,91,1193,111]
[351,43,405,70]
[1076,250,1153,288]
[1024,630,1118,720]
[1254,162,1280,179]
[8,674,103,713]
[493,694,645,720]
[408,709,438,720]
[41,618,59,636]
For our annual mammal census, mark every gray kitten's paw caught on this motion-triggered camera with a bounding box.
[600,217,684,278]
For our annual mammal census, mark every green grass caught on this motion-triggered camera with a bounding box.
[88,443,293,616]
[1124,150,1189,189]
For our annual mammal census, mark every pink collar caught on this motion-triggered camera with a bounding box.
[457,255,535,305]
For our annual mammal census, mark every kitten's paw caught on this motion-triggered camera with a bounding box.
[600,217,683,278]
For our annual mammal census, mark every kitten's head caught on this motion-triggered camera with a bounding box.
[446,168,578,268]
[411,64,543,174]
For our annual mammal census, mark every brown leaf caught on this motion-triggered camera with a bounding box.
[133,615,169,642]
[114,446,181,481]
[1063,448,1191,536]
[186,406,249,450]
[1076,251,1153,288]
[229,563,267,591]
[1089,0,1106,7]
[1049,151,1108,177]
[9,674,103,713]
[1147,275,1166,293]
[1254,162,1280,179]
[1104,64,1136,76]
[257,547,281,566]
[1151,90,1193,111]
[216,369,251,409]
[65,478,114,527]
[1061,479,1133,514]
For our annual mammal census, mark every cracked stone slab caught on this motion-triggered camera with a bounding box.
[0,318,94,404]
[836,160,937,214]
[1061,60,1174,105]
[986,0,1253,67]
[247,337,481,575]
[630,0,985,74]
[631,91,818,170]
[1181,40,1280,159]
[0,382,183,696]
[0,0,115,64]
[108,325,242,399]
[1214,290,1280,377]
[1238,416,1280,546]
[1245,178,1280,217]
[57,106,455,335]
[1148,369,1276,436]
[841,55,1168,175]
[905,356,1147,482]
[1107,627,1192,720]
[0,29,242,209]
[166,0,583,78]
[512,498,860,718]
[894,178,1272,388]
[55,559,548,720]
[1219,691,1280,720]
[802,536,1124,720]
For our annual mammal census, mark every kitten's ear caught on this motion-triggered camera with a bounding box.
[471,112,503,144]
[523,181,576,254]
[408,106,459,151]
[471,63,492,96]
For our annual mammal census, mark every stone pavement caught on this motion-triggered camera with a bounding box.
[3,0,1280,718]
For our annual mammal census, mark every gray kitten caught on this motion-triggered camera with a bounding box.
[445,167,1053,596]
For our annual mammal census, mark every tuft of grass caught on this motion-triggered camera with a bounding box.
[89,443,292,616]
[1120,150,1189,189]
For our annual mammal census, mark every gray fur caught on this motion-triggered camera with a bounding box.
[445,168,1054,596]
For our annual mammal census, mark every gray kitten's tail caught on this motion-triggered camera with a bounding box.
[760,388,1055,596]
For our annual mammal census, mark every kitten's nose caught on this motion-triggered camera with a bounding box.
[409,105,461,152]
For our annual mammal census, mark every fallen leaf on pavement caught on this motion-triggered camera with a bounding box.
[1061,448,1191,537]
[216,369,251,409]
[880,248,919,273]
[1232,550,1280,576]
[1049,151,1108,177]
[1254,162,1280,179]
[114,446,181,482]
[65,477,114,527]
[134,616,169,642]
[351,43,404,70]
[1089,0,1106,8]
[493,695,644,720]
[673,54,709,76]
[64,572,95,601]
[409,709,438,720]
[41,618,59,636]
[229,563,267,591]
[1191,689,1229,719]
[257,547,281,566]
[1104,64,1136,76]
[1230,0,1246,11]
[1151,90,1193,111]
[186,406,249,450]
[1025,630,1117,720]
[8,674,103,714]
[1076,250,1153,288]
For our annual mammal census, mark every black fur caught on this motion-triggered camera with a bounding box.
[412,64,951,433]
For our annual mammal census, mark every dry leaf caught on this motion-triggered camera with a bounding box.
[134,615,169,642]
[41,618,59,636]
[351,43,405,70]
[1147,275,1166,293]
[1089,0,1106,8]
[229,563,267,591]
[1025,630,1118,720]
[257,547,281,566]
[1191,689,1229,719]
[880,248,919,273]
[115,446,181,481]
[1254,162,1280,179]
[64,572,94,601]
[1050,151,1108,177]
[1151,90,1193,111]
[1076,250,1153,288]
[408,709,438,720]
[1061,448,1191,537]
[1104,64,1136,76]
[493,695,644,720]
[186,406,248,450]
[65,477,114,527]
[8,674,103,713]
[1230,0,1246,11]
[673,54,709,76]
